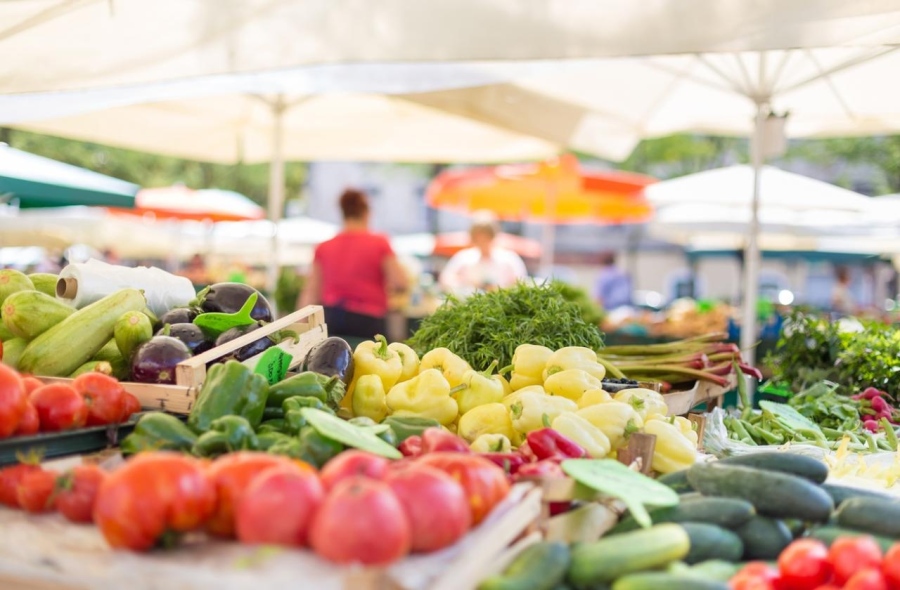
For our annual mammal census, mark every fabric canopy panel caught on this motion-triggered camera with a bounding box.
[4,1,900,95]
[117,186,265,222]
[0,144,138,208]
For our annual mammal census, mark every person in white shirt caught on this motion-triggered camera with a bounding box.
[438,211,528,296]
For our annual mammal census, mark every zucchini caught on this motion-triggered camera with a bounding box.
[612,572,729,590]
[689,560,742,583]
[609,496,755,534]
[0,322,14,341]
[2,290,75,340]
[27,273,58,297]
[0,337,26,369]
[719,452,828,484]
[114,311,153,360]
[478,541,570,590]
[807,525,897,553]
[734,516,793,560]
[835,497,900,538]
[92,339,121,362]
[680,522,744,564]
[69,360,113,378]
[0,269,34,306]
[18,289,146,377]
[657,470,694,494]
[822,483,897,507]
[686,462,833,522]
[567,523,690,587]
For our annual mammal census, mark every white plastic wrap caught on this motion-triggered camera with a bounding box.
[57,259,195,317]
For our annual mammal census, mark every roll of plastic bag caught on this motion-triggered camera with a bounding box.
[57,259,196,317]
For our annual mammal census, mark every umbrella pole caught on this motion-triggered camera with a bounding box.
[266,97,286,312]
[740,102,766,372]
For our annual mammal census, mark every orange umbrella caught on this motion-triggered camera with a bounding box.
[433,231,542,259]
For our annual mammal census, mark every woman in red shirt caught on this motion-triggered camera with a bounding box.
[298,189,408,340]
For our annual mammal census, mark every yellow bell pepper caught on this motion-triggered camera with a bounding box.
[351,374,388,422]
[643,417,699,474]
[508,390,578,434]
[501,385,547,410]
[419,347,471,388]
[613,388,669,421]
[388,342,420,383]
[577,388,613,408]
[544,369,604,401]
[454,361,506,415]
[576,401,644,449]
[551,412,611,458]
[458,402,517,443]
[508,344,553,391]
[542,346,606,382]
[671,416,700,446]
[353,335,403,391]
[386,368,459,426]
[497,373,513,396]
[470,433,512,453]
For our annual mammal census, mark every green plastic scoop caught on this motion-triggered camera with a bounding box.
[193,292,259,338]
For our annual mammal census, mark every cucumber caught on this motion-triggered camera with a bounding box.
[807,525,897,553]
[658,470,694,494]
[0,269,34,306]
[689,560,742,583]
[0,337,26,369]
[609,496,755,534]
[478,541,570,590]
[114,311,153,360]
[835,497,900,538]
[612,572,729,590]
[719,452,828,484]
[734,517,793,560]
[782,518,807,539]
[18,289,146,377]
[27,273,58,297]
[680,522,744,564]
[567,523,690,587]
[822,483,897,507]
[686,462,833,522]
[2,290,75,340]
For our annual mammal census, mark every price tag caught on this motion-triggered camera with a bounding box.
[251,347,293,385]
[193,292,258,338]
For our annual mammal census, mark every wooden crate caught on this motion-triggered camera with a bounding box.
[0,481,541,590]
[41,305,328,415]
[664,374,736,416]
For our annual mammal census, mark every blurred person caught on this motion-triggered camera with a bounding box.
[831,265,855,315]
[593,251,632,311]
[438,211,527,296]
[298,188,407,340]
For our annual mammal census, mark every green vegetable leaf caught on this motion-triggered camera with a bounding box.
[300,408,402,459]
[759,400,824,436]
[542,413,552,428]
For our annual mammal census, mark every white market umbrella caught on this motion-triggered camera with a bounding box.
[4,1,900,94]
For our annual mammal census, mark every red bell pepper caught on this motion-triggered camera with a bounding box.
[399,435,423,457]
[479,452,528,475]
[515,460,566,479]
[420,428,471,454]
[526,428,587,461]
[517,441,538,462]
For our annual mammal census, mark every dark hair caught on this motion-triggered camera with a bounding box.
[599,251,617,266]
[339,188,369,220]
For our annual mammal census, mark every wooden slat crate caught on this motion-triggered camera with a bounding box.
[664,374,737,416]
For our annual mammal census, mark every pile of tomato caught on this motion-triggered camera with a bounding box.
[732,536,900,590]
[0,364,141,437]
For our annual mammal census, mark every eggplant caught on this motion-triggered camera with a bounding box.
[215,322,275,362]
[159,307,198,325]
[157,323,214,355]
[199,283,273,322]
[131,336,192,384]
[301,337,354,385]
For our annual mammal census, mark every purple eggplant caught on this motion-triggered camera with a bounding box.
[215,322,275,362]
[159,307,198,326]
[157,323,214,355]
[131,336,192,384]
[301,337,354,385]
[198,283,273,322]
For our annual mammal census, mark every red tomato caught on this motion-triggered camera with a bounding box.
[56,464,107,524]
[883,544,900,589]
[120,393,141,421]
[14,402,39,436]
[319,450,389,490]
[93,452,215,551]
[813,586,842,590]
[21,376,44,397]
[0,463,42,507]
[844,568,888,590]
[385,464,471,552]
[779,539,833,590]
[0,364,27,438]
[205,452,298,537]
[309,476,411,565]
[415,452,511,525]
[31,383,88,431]
[235,464,324,546]
[73,373,126,427]
[732,562,781,590]
[829,535,883,584]
[16,469,57,513]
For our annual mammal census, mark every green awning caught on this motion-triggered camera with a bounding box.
[0,145,138,208]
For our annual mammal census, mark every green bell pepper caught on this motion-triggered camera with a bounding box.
[262,406,285,421]
[257,418,288,434]
[296,428,344,468]
[266,372,345,410]
[257,431,291,451]
[188,360,269,431]
[191,415,259,457]
[382,415,441,442]
[120,412,198,455]
[350,417,398,447]
[282,396,335,435]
